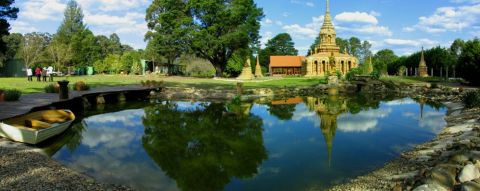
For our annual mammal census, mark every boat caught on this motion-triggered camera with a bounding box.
[0,110,75,144]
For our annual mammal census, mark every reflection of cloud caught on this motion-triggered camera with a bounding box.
[86,109,144,127]
[57,108,179,191]
[338,108,392,133]
[403,112,415,117]
[81,126,136,149]
[419,112,447,133]
[384,99,416,106]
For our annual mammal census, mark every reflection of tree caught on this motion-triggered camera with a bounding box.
[268,104,296,120]
[141,101,267,191]
[38,120,86,156]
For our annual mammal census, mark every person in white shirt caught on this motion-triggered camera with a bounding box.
[26,68,33,81]
[47,66,54,82]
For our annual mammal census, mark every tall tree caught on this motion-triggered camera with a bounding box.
[2,32,22,60]
[19,32,51,69]
[359,40,372,63]
[348,37,361,57]
[145,0,191,65]
[56,0,86,44]
[108,33,122,55]
[47,37,73,72]
[458,38,480,85]
[374,49,397,76]
[187,0,264,76]
[259,33,298,68]
[336,37,349,54]
[0,0,18,66]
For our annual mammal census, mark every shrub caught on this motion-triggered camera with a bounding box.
[346,68,362,81]
[462,90,480,108]
[371,70,380,80]
[430,83,439,89]
[44,83,60,93]
[73,81,90,91]
[4,89,21,101]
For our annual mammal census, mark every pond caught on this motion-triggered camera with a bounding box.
[39,94,447,191]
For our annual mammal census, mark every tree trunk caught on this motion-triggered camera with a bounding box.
[214,64,224,77]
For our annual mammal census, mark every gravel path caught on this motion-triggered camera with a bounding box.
[0,139,133,191]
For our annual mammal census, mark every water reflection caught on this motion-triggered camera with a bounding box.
[38,95,447,191]
[141,101,267,191]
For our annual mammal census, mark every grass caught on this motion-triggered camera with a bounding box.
[380,76,446,85]
[0,75,328,94]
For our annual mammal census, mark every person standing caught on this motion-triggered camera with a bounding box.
[42,67,47,82]
[35,67,41,81]
[26,68,33,81]
[47,66,54,82]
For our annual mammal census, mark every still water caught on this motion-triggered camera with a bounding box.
[39,95,447,191]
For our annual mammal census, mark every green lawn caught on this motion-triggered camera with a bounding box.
[0,75,327,94]
[380,76,446,85]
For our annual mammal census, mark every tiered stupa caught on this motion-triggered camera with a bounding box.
[237,58,254,80]
[254,57,263,78]
[305,0,358,77]
[418,47,428,77]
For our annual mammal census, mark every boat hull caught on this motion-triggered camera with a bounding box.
[0,110,74,144]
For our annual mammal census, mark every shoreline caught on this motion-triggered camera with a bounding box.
[0,83,477,190]
[328,100,480,191]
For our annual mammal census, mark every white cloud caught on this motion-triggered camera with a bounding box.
[384,38,438,47]
[335,12,379,24]
[282,16,323,39]
[11,21,38,33]
[78,0,149,12]
[260,31,274,47]
[290,0,315,7]
[19,0,66,21]
[408,4,480,33]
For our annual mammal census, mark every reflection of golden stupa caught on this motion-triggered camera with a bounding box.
[320,113,337,166]
[304,96,347,166]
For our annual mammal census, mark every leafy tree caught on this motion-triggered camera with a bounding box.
[145,0,191,65]
[142,101,267,191]
[108,33,122,55]
[309,36,321,55]
[55,0,86,44]
[120,51,141,73]
[259,33,298,68]
[458,38,480,85]
[95,35,110,59]
[47,37,73,72]
[104,54,121,74]
[348,37,361,57]
[0,0,18,65]
[374,49,397,76]
[93,59,108,74]
[2,33,22,60]
[187,0,264,76]
[336,37,349,54]
[360,40,372,63]
[18,32,51,69]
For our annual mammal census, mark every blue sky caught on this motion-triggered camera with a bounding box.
[11,0,480,56]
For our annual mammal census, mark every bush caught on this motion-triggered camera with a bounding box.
[73,81,90,91]
[44,83,60,93]
[4,89,21,101]
[346,68,362,81]
[430,83,439,89]
[462,90,480,108]
[371,70,380,80]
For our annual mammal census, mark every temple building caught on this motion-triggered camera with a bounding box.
[418,47,429,77]
[269,56,304,77]
[304,0,358,77]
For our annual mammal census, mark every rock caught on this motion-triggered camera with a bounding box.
[413,184,448,191]
[451,154,470,164]
[425,166,457,189]
[462,181,480,191]
[459,164,480,183]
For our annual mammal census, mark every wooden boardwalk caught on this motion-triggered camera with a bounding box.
[0,85,154,120]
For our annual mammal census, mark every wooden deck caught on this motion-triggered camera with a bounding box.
[0,85,155,120]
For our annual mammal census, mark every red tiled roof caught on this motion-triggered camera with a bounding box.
[270,56,305,67]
